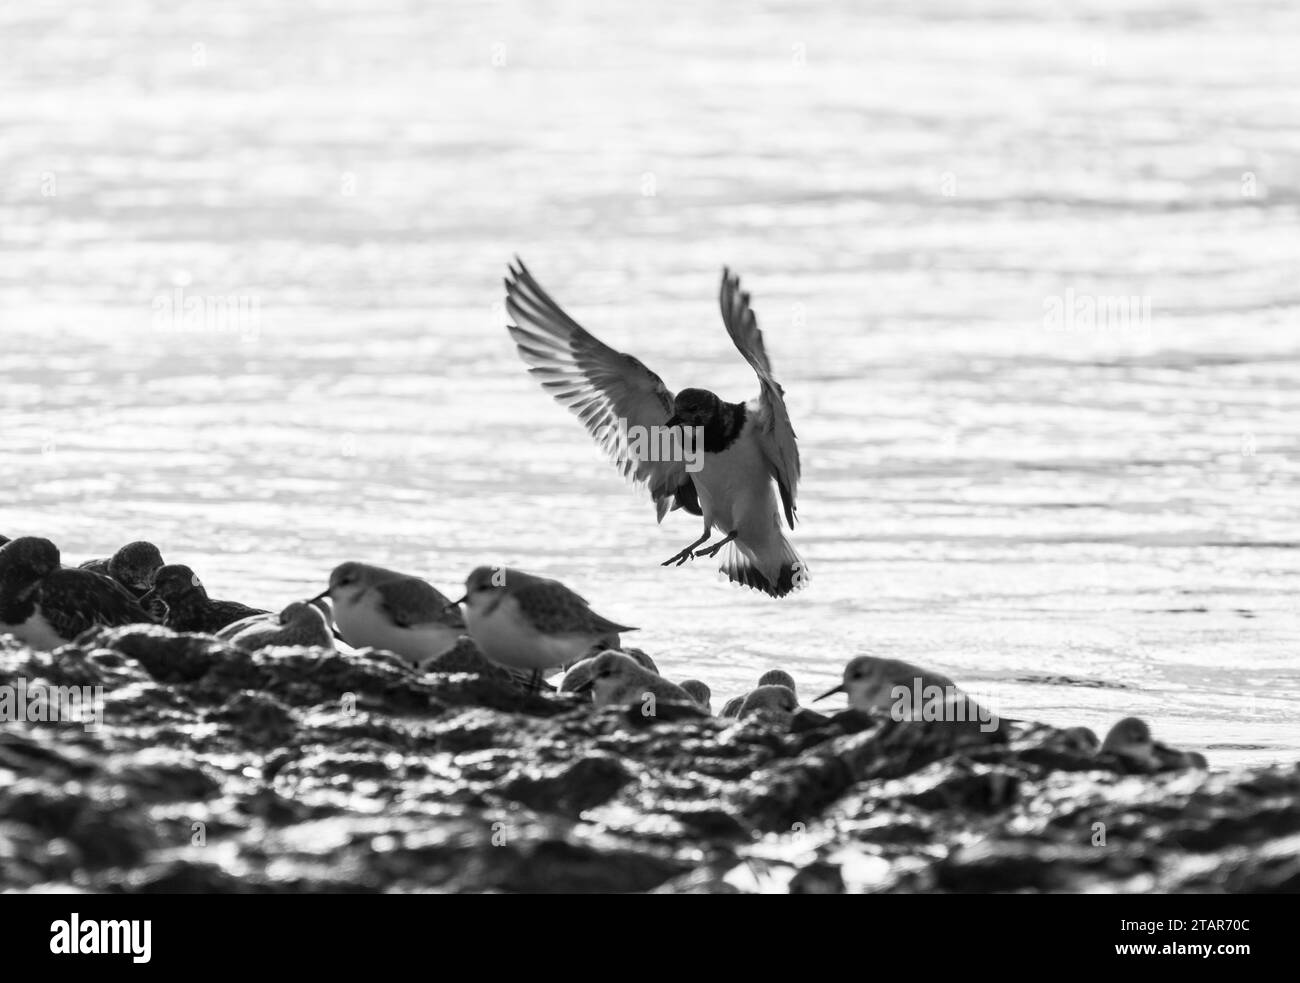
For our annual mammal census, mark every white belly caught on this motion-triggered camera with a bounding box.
[693,425,781,538]
[465,596,597,674]
[1,607,66,651]
[333,594,460,665]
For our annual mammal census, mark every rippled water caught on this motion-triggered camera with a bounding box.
[3,0,1298,766]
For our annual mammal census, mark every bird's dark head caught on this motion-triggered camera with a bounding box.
[666,388,722,428]
[110,540,165,591]
[148,564,203,601]
[0,536,61,584]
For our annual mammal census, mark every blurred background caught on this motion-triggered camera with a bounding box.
[1,0,1297,764]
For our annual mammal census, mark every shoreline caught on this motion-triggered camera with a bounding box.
[2,625,1295,893]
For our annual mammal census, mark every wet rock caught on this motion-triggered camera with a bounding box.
[0,629,1294,893]
[500,754,635,817]
[209,691,295,746]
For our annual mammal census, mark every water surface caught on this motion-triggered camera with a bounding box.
[2,0,1298,765]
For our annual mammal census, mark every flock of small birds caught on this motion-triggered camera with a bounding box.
[0,262,1204,769]
[0,533,1201,769]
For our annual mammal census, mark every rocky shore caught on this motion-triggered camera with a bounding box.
[1,626,1297,893]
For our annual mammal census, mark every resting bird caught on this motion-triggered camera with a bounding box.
[457,565,634,687]
[0,536,154,649]
[311,561,465,667]
[505,259,807,598]
[141,564,267,634]
[79,540,165,598]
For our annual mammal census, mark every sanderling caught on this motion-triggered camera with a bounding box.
[568,650,693,708]
[311,561,464,668]
[1099,717,1208,771]
[457,565,635,686]
[720,668,800,717]
[738,683,798,720]
[141,563,267,634]
[757,669,798,698]
[217,600,336,652]
[1100,716,1153,761]
[78,541,165,598]
[814,655,958,712]
[0,536,154,650]
[814,655,999,735]
[505,260,807,598]
[679,679,712,712]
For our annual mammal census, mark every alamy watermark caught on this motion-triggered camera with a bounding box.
[152,285,261,341]
[0,679,104,732]
[887,678,1001,733]
[1043,288,1153,333]
[593,418,705,472]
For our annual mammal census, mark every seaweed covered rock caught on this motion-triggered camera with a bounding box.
[0,629,1296,893]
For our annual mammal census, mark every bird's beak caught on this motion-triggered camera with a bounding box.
[665,414,683,428]
[137,588,156,605]
[813,683,845,702]
[309,588,331,604]
[452,594,467,606]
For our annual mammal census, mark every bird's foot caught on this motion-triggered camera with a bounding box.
[693,540,731,559]
[660,547,699,567]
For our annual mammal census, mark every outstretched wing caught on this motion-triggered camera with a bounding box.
[719,268,801,528]
[505,259,694,521]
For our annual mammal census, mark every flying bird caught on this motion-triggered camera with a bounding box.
[504,259,807,598]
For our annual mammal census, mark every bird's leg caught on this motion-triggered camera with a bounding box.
[661,526,714,567]
[694,531,737,559]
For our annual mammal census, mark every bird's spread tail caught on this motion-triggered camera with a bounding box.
[720,536,808,598]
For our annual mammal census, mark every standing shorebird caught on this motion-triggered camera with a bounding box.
[78,540,165,598]
[504,260,807,598]
[141,564,267,634]
[0,537,154,649]
[457,565,635,685]
[311,562,464,667]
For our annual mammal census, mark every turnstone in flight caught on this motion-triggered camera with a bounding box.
[504,260,807,598]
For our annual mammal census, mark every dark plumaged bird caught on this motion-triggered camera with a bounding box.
[78,540,165,598]
[0,536,154,649]
[505,260,807,598]
[141,563,267,634]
